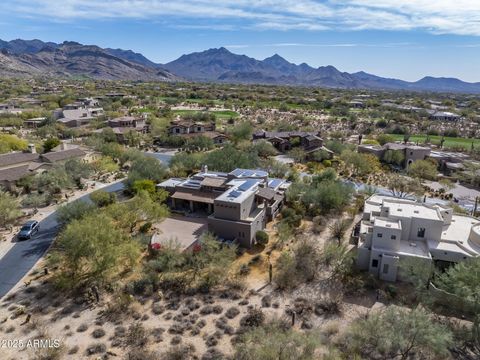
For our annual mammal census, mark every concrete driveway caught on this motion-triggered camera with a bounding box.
[152,216,208,251]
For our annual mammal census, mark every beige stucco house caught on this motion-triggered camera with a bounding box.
[357,194,480,281]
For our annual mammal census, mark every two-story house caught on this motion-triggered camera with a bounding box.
[157,167,289,248]
[357,195,480,281]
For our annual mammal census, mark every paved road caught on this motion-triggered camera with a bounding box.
[0,181,125,299]
[0,151,173,299]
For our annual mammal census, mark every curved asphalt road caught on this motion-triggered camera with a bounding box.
[0,151,174,299]
[0,181,126,299]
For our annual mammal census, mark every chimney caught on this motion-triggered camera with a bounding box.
[27,144,36,154]
[201,164,208,173]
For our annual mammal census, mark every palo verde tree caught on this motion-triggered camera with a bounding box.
[0,190,22,230]
[50,213,141,290]
[342,306,453,360]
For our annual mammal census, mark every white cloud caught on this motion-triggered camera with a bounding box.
[4,0,480,36]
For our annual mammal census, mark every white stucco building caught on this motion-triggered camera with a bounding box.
[357,195,480,281]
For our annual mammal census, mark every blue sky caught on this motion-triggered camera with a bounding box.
[1,0,480,82]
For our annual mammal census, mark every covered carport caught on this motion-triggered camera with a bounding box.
[171,190,216,214]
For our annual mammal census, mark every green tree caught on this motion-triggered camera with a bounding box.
[106,191,169,233]
[126,153,168,188]
[42,137,61,153]
[64,158,93,186]
[51,213,140,289]
[230,121,253,143]
[377,134,395,145]
[35,166,75,195]
[408,160,437,181]
[56,201,97,225]
[92,156,119,174]
[184,135,214,151]
[435,257,480,304]
[90,190,117,208]
[0,134,28,154]
[0,190,22,229]
[204,144,259,172]
[288,147,306,163]
[250,140,278,158]
[387,174,423,198]
[341,150,376,176]
[343,306,453,359]
[311,149,330,162]
[255,230,269,246]
[383,149,405,166]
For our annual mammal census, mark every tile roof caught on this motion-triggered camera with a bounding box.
[0,165,30,181]
[41,148,86,163]
[0,152,39,168]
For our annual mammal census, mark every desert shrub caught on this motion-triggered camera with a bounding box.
[328,219,350,243]
[76,323,88,332]
[234,319,319,360]
[171,335,182,345]
[261,295,272,308]
[162,343,196,360]
[125,349,161,360]
[225,307,240,319]
[240,308,265,328]
[200,305,214,315]
[91,328,106,338]
[85,343,106,355]
[255,230,269,246]
[274,238,321,290]
[212,305,223,314]
[126,322,148,347]
[152,303,165,315]
[314,296,342,316]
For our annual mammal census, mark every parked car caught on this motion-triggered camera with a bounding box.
[17,220,40,240]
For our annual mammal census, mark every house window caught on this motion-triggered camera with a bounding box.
[417,228,426,238]
[391,235,396,240]
[383,264,389,274]
[377,233,383,238]
[371,259,379,268]
[175,128,180,133]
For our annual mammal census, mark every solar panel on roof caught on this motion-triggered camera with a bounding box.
[238,179,257,191]
[268,179,282,189]
[229,190,242,198]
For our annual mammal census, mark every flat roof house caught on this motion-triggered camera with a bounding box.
[158,166,289,248]
[356,194,480,281]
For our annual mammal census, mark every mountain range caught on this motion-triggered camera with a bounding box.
[0,40,176,81]
[1,39,480,93]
